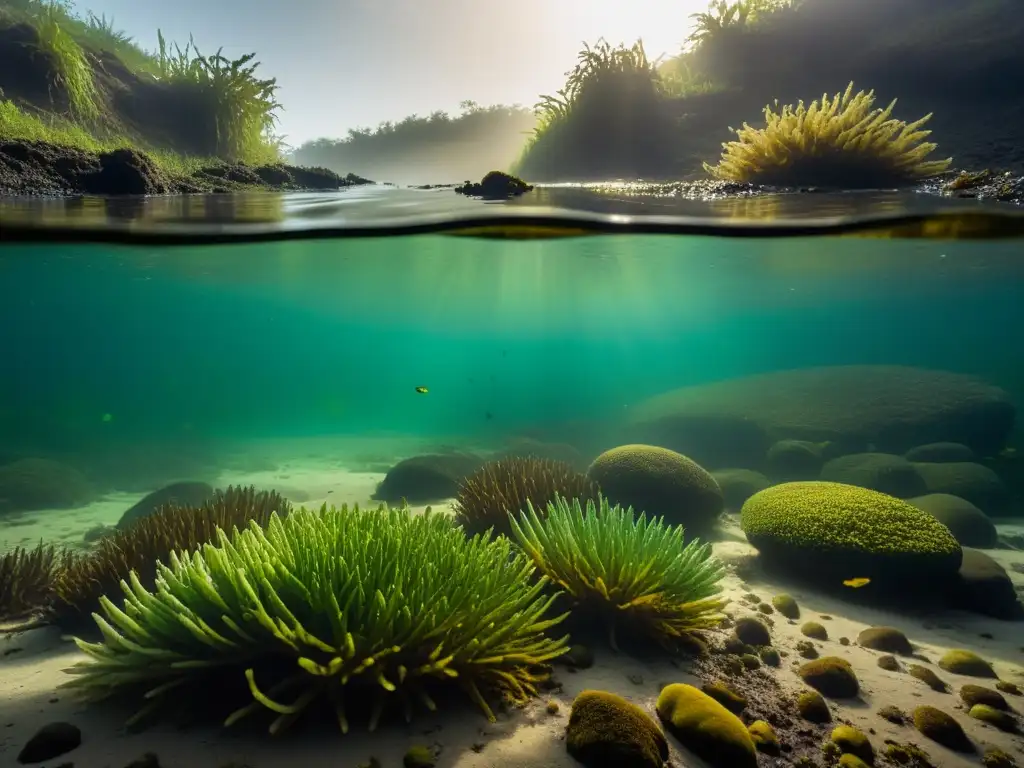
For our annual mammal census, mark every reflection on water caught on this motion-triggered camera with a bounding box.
[2,183,1024,242]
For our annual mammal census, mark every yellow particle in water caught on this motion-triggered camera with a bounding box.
[843,577,871,588]
[414,386,429,394]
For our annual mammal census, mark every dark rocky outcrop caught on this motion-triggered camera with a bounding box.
[116,481,215,530]
[0,139,369,196]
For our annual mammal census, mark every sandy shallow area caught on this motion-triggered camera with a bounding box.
[1,441,1023,768]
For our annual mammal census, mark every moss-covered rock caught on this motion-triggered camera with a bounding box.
[881,742,936,768]
[982,748,1018,768]
[455,171,533,199]
[937,649,996,678]
[857,626,913,655]
[960,683,1008,710]
[0,458,94,514]
[712,468,770,509]
[968,704,1018,732]
[740,653,761,670]
[765,439,826,481]
[905,442,976,463]
[801,621,828,640]
[995,681,1021,696]
[877,705,906,725]
[796,689,832,723]
[912,461,1009,516]
[740,481,962,584]
[831,725,874,765]
[656,683,757,768]
[561,644,595,669]
[748,720,780,754]
[906,493,997,549]
[701,681,746,713]
[911,705,974,753]
[566,690,668,768]
[372,453,482,503]
[733,616,771,646]
[909,665,948,692]
[799,657,859,698]
[796,640,819,659]
[759,647,781,666]
[586,444,723,531]
[877,655,901,672]
[839,755,872,768]
[771,592,800,619]
[116,480,215,529]
[950,548,1024,620]
[821,453,927,498]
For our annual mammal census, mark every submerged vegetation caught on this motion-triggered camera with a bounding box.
[64,505,570,733]
[511,496,727,651]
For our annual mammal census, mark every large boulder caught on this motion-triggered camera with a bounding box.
[117,480,215,529]
[627,366,1014,458]
[0,458,94,514]
[587,444,723,533]
[950,549,1024,621]
[740,481,963,586]
[912,462,1010,516]
[906,494,998,549]
[372,453,483,504]
[820,453,927,498]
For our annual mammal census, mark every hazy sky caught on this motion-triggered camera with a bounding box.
[82,0,707,146]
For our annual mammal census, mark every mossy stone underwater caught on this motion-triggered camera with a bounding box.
[61,504,569,734]
[740,481,962,585]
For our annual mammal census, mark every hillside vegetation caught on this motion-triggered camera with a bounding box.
[0,0,363,194]
[2,0,1022,194]
[511,0,1024,181]
[290,102,537,186]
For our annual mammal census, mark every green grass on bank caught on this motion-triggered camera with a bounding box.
[0,100,212,175]
[0,0,283,165]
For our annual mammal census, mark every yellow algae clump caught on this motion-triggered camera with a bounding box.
[656,683,757,768]
[703,82,952,189]
[938,649,996,678]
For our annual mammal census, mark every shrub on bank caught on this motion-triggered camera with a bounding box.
[703,82,952,188]
[512,39,682,181]
[0,0,282,164]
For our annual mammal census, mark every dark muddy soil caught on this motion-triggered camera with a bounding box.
[0,141,373,196]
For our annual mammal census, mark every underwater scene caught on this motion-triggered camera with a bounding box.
[1,218,1023,768]
[2,0,1024,766]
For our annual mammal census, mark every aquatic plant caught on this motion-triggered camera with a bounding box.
[49,485,289,629]
[510,495,727,650]
[452,456,600,539]
[62,504,568,734]
[703,82,952,188]
[0,542,61,621]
